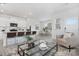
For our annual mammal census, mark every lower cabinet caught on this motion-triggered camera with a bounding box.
[16,36,27,43]
[7,38,16,45]
[7,36,27,46]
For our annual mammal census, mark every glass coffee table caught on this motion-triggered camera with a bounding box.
[18,41,58,56]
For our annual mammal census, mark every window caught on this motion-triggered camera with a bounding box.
[65,17,78,25]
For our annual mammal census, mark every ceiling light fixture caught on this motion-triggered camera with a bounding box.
[28,12,32,16]
[0,3,5,13]
[0,3,4,6]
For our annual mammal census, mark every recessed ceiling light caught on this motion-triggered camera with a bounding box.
[64,3,69,6]
[28,12,32,16]
[0,3,4,6]
[23,16,28,19]
[0,9,4,12]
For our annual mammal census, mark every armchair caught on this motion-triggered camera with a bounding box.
[57,32,76,52]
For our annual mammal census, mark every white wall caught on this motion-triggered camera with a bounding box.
[0,15,27,41]
[0,14,41,46]
[26,18,40,32]
[0,15,27,32]
[52,7,79,35]
[51,8,79,46]
[39,19,56,42]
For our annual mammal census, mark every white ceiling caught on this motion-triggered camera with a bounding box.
[0,3,79,20]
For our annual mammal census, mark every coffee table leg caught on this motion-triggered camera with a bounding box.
[56,44,58,52]
[23,51,25,56]
[69,45,71,52]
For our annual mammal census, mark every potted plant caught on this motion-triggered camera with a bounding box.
[25,35,33,42]
[25,35,34,49]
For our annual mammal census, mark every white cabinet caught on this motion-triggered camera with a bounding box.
[7,36,27,46]
[7,38,16,45]
[16,36,27,43]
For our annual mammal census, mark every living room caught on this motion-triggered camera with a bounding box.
[0,3,79,56]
